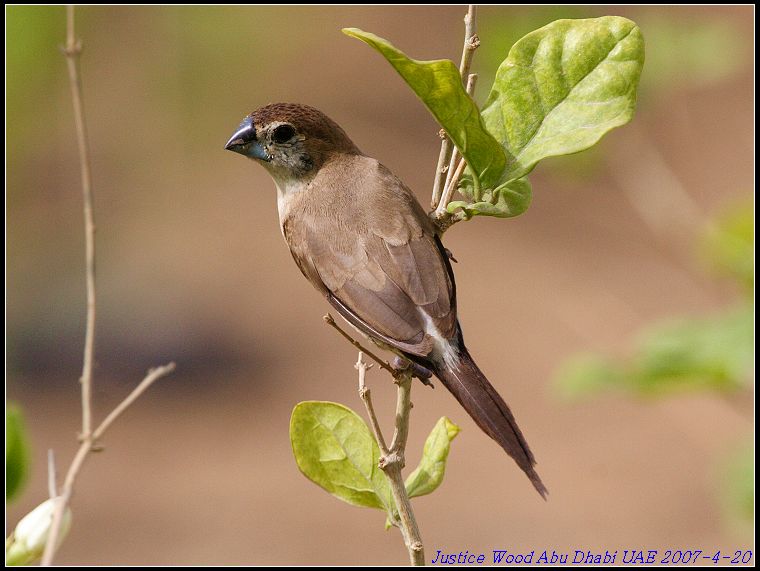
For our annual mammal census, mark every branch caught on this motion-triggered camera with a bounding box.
[383,369,425,565]
[41,363,176,565]
[47,450,58,500]
[431,130,453,209]
[435,73,478,221]
[61,3,96,441]
[40,7,177,565]
[355,354,424,565]
[92,364,177,440]
[356,353,389,454]
[324,313,398,378]
[430,5,479,212]
[458,5,479,82]
[442,73,478,194]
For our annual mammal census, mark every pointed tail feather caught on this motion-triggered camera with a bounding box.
[431,346,548,499]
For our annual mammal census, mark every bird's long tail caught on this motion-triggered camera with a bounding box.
[430,345,548,498]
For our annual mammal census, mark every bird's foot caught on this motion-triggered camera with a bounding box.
[391,356,435,388]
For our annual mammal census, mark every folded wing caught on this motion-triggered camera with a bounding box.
[283,158,456,358]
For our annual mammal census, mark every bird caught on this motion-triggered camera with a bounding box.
[225,102,547,498]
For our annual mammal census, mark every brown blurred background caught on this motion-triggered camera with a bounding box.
[6,5,754,565]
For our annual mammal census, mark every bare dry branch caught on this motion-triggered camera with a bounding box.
[382,369,425,565]
[61,3,96,442]
[47,450,58,500]
[356,353,389,454]
[41,362,176,565]
[324,313,398,378]
[40,8,177,565]
[435,73,478,221]
[355,354,424,565]
[430,5,479,213]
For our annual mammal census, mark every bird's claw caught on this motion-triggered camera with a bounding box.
[391,356,435,388]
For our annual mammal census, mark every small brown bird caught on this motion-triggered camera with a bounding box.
[225,103,546,498]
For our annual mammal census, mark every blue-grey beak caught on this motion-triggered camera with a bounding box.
[224,116,270,161]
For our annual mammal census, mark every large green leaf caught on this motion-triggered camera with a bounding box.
[6,405,30,502]
[290,401,393,512]
[342,28,507,193]
[405,417,460,498]
[482,16,645,183]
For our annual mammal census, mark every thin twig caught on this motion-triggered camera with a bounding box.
[435,74,478,222]
[388,372,414,455]
[381,369,425,565]
[458,5,479,81]
[324,314,398,378]
[355,354,424,565]
[61,5,96,440]
[431,130,452,209]
[435,157,467,220]
[40,7,177,565]
[442,147,460,201]
[430,5,479,212]
[47,450,58,500]
[93,364,177,440]
[356,353,389,454]
[41,362,176,565]
[442,73,478,195]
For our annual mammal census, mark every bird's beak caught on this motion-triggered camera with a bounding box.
[224,116,270,161]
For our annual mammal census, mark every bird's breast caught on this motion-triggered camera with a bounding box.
[272,177,309,236]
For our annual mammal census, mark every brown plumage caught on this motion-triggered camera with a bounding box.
[226,102,547,498]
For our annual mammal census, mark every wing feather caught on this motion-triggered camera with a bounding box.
[282,155,456,357]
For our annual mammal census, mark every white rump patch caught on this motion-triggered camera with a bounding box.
[418,309,458,369]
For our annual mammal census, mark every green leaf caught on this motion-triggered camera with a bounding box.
[342,28,507,192]
[553,303,754,399]
[448,177,532,219]
[6,405,30,502]
[344,18,643,220]
[482,16,645,183]
[405,417,460,498]
[290,401,393,512]
[632,304,754,393]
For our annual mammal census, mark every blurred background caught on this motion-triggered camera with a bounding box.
[6,5,753,565]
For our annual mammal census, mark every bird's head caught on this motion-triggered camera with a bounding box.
[225,103,361,183]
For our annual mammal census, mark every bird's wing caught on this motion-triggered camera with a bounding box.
[283,160,456,358]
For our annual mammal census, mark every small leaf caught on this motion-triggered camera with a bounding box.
[482,16,645,182]
[290,401,393,512]
[449,177,532,219]
[342,27,507,192]
[6,405,30,502]
[405,417,460,498]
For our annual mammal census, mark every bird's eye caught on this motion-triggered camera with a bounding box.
[272,124,296,144]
